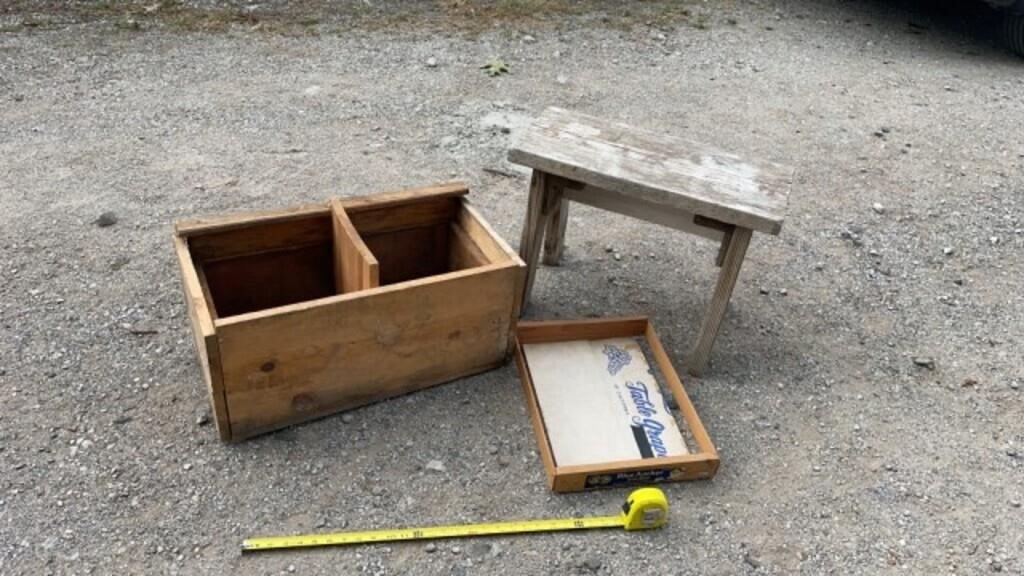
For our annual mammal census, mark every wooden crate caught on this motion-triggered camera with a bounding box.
[173,183,525,442]
[515,317,719,492]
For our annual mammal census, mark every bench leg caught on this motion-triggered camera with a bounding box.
[714,226,734,267]
[542,196,569,266]
[518,171,552,312]
[688,226,752,376]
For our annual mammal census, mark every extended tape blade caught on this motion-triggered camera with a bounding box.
[242,515,624,551]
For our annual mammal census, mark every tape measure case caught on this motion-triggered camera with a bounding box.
[514,317,720,492]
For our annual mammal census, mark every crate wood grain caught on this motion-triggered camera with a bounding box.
[174,183,525,441]
[515,317,719,492]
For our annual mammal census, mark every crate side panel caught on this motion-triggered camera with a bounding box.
[362,224,450,285]
[347,196,458,236]
[216,265,519,439]
[448,223,489,271]
[202,243,335,318]
[173,236,231,440]
[187,214,332,261]
[457,204,519,264]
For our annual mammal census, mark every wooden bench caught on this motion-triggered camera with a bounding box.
[509,108,792,376]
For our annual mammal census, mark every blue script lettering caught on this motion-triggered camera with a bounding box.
[603,344,631,375]
[625,382,669,457]
[632,416,669,457]
[625,381,657,418]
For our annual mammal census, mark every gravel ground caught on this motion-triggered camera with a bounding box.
[2,1,1022,575]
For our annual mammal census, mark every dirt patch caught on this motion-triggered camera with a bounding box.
[1,0,714,35]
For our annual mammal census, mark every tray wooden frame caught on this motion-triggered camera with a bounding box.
[515,316,719,492]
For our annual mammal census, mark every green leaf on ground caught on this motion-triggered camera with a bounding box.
[481,58,510,76]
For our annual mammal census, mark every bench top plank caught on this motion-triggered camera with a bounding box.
[508,107,792,235]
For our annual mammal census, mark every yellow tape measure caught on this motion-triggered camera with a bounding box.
[242,487,668,552]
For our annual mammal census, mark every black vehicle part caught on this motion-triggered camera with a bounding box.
[1006,13,1024,56]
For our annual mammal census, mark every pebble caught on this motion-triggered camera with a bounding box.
[426,57,438,68]
[1011,500,1021,508]
[341,413,354,424]
[94,212,118,227]
[778,288,788,296]
[110,256,131,271]
[287,565,295,573]
[912,357,935,370]
[521,34,536,43]
[759,287,770,295]
[469,542,491,558]
[943,247,955,256]
[182,463,192,471]
[126,322,159,335]
[113,415,133,426]
[486,444,499,455]
[580,557,602,572]
[424,542,437,553]
[451,546,461,555]
[195,413,211,427]
[425,460,446,473]
[1010,381,1020,390]
[871,202,885,214]
[556,74,568,85]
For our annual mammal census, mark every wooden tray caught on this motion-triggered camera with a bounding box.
[515,317,719,492]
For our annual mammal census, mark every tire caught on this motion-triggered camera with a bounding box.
[1006,14,1024,56]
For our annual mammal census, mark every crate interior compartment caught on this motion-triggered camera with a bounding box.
[186,192,503,319]
[346,194,499,286]
[187,214,337,318]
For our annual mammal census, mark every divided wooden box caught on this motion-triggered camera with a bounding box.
[173,183,525,442]
[515,317,719,492]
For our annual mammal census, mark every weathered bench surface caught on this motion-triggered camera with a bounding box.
[509,107,792,235]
